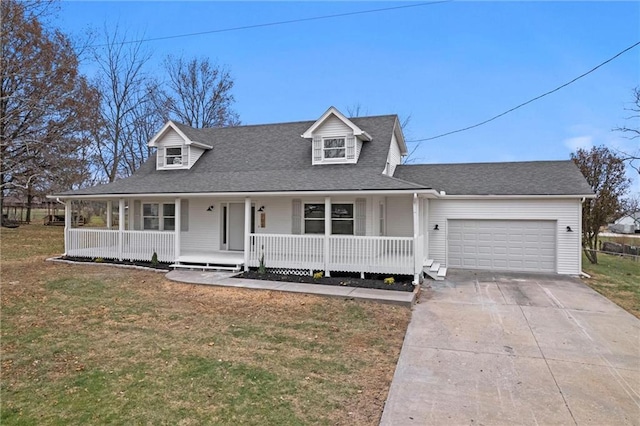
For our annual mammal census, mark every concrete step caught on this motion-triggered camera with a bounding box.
[424,264,447,281]
[171,263,241,272]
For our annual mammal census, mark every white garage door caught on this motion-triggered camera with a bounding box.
[447,220,556,273]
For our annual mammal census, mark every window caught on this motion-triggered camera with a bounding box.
[304,203,325,234]
[143,203,159,230]
[163,204,175,231]
[165,147,183,166]
[331,204,354,235]
[142,203,176,230]
[303,203,354,235]
[323,137,345,159]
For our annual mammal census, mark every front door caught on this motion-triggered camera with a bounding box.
[228,203,245,251]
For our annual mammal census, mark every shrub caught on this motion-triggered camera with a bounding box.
[313,271,324,280]
[94,257,104,263]
[258,253,266,275]
[384,277,395,285]
[151,251,158,267]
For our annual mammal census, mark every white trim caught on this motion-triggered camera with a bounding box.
[393,117,408,156]
[301,106,372,141]
[163,146,185,168]
[50,189,440,200]
[436,194,596,199]
[148,120,212,149]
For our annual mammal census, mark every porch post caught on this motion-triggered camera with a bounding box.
[64,200,72,255]
[244,197,251,271]
[324,196,331,277]
[118,198,125,261]
[413,193,420,284]
[175,197,181,261]
[106,200,112,229]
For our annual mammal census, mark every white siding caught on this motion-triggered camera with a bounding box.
[386,132,402,176]
[188,146,205,168]
[315,116,352,137]
[355,139,363,161]
[180,198,219,252]
[427,198,582,275]
[157,128,184,147]
[385,196,413,237]
[254,197,292,234]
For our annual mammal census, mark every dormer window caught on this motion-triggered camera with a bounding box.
[323,137,346,159]
[165,147,183,166]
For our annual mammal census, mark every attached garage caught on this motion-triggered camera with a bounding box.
[447,219,556,273]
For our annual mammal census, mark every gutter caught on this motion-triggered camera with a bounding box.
[48,188,442,200]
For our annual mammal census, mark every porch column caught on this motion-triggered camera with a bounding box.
[413,193,420,284]
[118,198,125,261]
[244,197,251,271]
[175,197,181,261]
[64,200,72,255]
[324,196,331,277]
[106,201,112,229]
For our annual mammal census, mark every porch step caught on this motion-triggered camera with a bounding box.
[170,263,241,272]
[423,262,447,281]
[423,258,434,268]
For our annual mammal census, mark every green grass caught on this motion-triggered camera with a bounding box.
[582,252,640,318]
[1,224,411,425]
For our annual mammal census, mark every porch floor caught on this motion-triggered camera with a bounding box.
[175,250,244,267]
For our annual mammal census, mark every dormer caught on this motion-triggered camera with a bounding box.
[148,121,212,170]
[302,107,372,165]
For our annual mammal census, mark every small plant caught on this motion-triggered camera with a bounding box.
[151,251,158,268]
[258,252,267,275]
[94,257,104,263]
[384,277,395,285]
[313,271,324,280]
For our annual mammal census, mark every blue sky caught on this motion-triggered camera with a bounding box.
[54,1,639,193]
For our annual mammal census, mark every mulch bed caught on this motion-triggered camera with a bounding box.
[60,256,172,270]
[236,270,415,292]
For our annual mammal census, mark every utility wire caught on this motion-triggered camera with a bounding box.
[91,1,451,48]
[407,40,640,143]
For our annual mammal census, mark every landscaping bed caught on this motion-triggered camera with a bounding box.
[237,270,415,292]
[61,255,171,270]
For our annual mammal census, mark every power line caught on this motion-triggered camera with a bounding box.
[91,1,451,48]
[407,40,640,143]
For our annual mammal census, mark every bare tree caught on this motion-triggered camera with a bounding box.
[91,26,160,182]
[571,146,630,264]
[162,56,239,128]
[1,0,100,221]
[613,86,640,175]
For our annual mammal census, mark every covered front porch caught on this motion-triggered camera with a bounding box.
[61,193,428,282]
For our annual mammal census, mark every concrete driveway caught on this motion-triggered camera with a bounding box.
[380,270,640,425]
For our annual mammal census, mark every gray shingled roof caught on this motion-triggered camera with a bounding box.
[60,115,426,196]
[394,161,594,195]
[56,114,593,197]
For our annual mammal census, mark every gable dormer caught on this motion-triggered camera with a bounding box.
[148,121,212,170]
[302,107,372,165]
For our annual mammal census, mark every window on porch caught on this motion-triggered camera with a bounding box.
[304,203,354,235]
[142,203,175,231]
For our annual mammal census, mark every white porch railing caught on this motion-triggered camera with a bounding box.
[249,234,324,270]
[248,233,418,275]
[67,229,175,263]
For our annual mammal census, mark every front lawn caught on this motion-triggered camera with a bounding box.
[582,252,640,318]
[1,225,411,425]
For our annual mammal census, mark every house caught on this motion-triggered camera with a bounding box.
[609,212,640,234]
[51,107,594,282]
